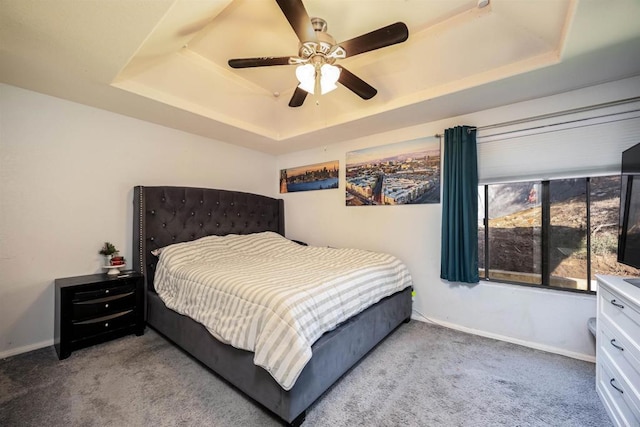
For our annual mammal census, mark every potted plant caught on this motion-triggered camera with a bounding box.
[99,242,118,265]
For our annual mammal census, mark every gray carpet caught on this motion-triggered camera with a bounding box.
[0,321,611,427]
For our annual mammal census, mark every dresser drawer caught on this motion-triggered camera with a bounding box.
[600,322,640,398]
[72,281,136,302]
[598,352,640,427]
[600,286,640,342]
[71,291,136,320]
[72,310,136,340]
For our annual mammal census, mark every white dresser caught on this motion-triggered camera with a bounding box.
[596,275,640,427]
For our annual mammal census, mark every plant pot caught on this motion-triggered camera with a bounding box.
[111,255,125,266]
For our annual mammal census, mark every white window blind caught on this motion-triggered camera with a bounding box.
[477,100,640,184]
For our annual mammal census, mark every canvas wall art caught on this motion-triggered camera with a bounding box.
[280,160,339,193]
[346,137,440,205]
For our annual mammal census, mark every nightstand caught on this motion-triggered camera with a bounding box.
[54,272,144,360]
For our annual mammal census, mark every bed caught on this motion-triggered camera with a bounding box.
[132,186,413,426]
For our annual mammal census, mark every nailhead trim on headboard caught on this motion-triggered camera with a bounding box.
[138,188,144,274]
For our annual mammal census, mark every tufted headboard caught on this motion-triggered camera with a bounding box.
[133,186,284,291]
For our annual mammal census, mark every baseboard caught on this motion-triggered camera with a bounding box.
[410,311,596,364]
[0,339,53,360]
[4,316,596,364]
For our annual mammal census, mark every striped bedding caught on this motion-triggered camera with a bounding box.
[153,231,412,390]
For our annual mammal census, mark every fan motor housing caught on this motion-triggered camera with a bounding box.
[298,18,345,62]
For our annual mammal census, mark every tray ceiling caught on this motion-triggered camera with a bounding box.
[2,0,640,154]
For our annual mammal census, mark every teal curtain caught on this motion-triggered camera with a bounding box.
[440,126,479,283]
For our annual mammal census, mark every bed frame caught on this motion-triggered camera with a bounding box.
[133,186,412,426]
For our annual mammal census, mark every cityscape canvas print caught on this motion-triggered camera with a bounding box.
[346,137,441,205]
[280,160,339,193]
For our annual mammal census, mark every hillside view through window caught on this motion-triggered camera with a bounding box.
[478,176,640,292]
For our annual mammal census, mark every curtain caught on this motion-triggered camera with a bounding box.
[441,126,479,283]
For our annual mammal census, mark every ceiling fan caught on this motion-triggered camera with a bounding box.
[228,0,409,107]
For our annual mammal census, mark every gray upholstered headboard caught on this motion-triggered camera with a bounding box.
[133,186,284,291]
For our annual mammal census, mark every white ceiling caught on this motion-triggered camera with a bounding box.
[2,0,640,154]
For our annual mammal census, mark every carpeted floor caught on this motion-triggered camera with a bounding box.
[0,321,611,427]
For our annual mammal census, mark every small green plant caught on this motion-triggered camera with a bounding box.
[99,242,118,256]
[592,233,618,256]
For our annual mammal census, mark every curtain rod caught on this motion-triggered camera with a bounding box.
[434,96,640,139]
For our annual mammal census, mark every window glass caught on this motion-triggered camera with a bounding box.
[480,175,640,293]
[478,190,485,278]
[549,178,587,290]
[590,176,640,281]
[487,182,542,285]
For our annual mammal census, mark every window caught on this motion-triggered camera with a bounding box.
[478,175,640,293]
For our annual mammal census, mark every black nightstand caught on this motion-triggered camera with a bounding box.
[54,272,144,360]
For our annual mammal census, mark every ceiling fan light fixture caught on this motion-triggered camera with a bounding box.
[320,63,340,94]
[296,63,341,96]
[295,63,316,94]
[228,2,410,107]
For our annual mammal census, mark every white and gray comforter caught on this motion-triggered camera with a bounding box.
[153,231,412,390]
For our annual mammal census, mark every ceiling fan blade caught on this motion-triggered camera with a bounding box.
[228,57,292,68]
[338,67,377,100]
[288,86,308,107]
[275,0,316,42]
[340,22,409,58]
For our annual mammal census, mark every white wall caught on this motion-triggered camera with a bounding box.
[3,75,639,361]
[278,75,640,362]
[0,84,276,357]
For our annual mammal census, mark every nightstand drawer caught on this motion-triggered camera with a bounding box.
[72,310,136,339]
[72,281,136,302]
[71,292,136,320]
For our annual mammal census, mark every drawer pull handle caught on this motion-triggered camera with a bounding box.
[609,378,623,394]
[104,322,109,328]
[105,303,109,308]
[610,299,624,309]
[610,339,624,351]
[105,289,110,294]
